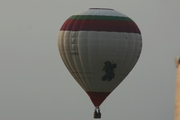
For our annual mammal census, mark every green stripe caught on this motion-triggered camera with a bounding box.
[68,15,133,21]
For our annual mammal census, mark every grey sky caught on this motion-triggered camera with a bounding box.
[0,0,180,120]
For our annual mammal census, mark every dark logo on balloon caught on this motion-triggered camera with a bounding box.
[102,61,117,81]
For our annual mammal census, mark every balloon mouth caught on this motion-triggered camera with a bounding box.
[86,91,111,106]
[89,8,114,10]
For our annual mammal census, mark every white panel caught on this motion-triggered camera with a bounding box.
[79,8,127,17]
[58,30,142,92]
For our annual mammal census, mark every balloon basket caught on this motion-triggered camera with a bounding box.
[94,107,101,119]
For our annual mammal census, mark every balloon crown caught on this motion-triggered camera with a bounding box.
[89,8,114,10]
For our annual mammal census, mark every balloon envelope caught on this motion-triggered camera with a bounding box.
[58,8,142,107]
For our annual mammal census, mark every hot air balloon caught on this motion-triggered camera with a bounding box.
[58,8,142,118]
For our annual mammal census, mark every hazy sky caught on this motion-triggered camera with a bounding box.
[0,0,180,120]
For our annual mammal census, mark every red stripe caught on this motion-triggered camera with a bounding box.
[86,91,111,107]
[60,19,141,33]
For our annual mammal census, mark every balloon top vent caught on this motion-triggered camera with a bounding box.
[89,8,114,10]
